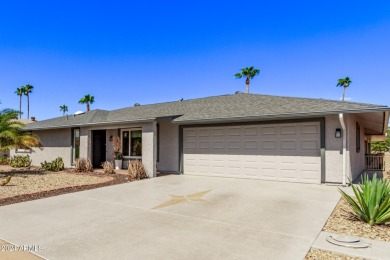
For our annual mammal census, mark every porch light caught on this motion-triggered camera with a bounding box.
[109,135,113,141]
[335,128,342,138]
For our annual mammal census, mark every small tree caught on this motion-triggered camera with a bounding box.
[0,109,41,150]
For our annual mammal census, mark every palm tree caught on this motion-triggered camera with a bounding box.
[78,94,95,111]
[0,109,41,150]
[14,87,25,119]
[336,77,352,102]
[59,105,68,116]
[234,66,260,93]
[23,84,34,119]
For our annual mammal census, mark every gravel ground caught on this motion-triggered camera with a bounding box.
[0,166,128,206]
[305,248,365,260]
[323,198,390,242]
[306,187,390,259]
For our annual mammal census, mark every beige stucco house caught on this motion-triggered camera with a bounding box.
[11,94,389,185]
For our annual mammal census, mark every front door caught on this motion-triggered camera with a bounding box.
[92,130,106,168]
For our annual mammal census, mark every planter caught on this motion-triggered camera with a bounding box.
[114,160,123,170]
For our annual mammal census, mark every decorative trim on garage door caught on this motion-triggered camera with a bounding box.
[179,118,326,183]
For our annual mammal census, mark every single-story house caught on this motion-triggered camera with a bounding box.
[12,94,389,185]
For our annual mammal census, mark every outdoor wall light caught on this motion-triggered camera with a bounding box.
[109,135,113,141]
[335,128,342,138]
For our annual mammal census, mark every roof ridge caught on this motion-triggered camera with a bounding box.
[239,93,388,107]
[111,93,388,112]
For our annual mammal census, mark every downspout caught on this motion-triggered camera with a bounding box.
[339,113,347,186]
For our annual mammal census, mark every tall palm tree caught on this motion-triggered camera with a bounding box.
[59,105,68,116]
[78,94,95,111]
[23,84,34,119]
[0,109,41,150]
[14,87,25,119]
[336,77,352,102]
[234,66,260,93]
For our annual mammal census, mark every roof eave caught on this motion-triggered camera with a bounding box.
[25,118,157,131]
[172,107,390,124]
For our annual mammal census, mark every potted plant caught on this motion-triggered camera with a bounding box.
[112,136,123,170]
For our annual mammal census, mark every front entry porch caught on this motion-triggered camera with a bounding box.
[82,121,157,178]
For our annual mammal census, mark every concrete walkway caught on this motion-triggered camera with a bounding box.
[312,231,390,260]
[0,175,340,259]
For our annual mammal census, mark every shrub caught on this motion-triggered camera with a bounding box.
[0,156,9,165]
[339,173,390,225]
[41,157,64,172]
[101,161,115,174]
[74,158,94,173]
[9,155,31,167]
[128,160,148,180]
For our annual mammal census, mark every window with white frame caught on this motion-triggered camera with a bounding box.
[121,129,142,157]
[72,128,80,163]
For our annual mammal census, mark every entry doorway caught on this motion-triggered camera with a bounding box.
[92,130,106,168]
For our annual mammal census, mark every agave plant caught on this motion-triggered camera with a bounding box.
[339,173,390,225]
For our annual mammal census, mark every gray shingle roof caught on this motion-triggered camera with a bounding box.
[26,94,389,130]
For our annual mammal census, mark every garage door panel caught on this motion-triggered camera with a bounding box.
[183,122,321,183]
[244,127,258,136]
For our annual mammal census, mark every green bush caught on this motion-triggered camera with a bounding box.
[9,155,31,167]
[0,156,9,165]
[41,157,65,172]
[339,173,390,225]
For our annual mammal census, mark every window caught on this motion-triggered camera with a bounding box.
[157,124,160,162]
[356,123,361,153]
[122,129,142,157]
[73,128,80,162]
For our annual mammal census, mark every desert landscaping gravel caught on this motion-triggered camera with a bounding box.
[305,248,365,260]
[0,166,128,206]
[323,198,390,242]
[0,171,111,199]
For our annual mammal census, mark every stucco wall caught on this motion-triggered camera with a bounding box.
[157,119,179,173]
[79,127,89,160]
[142,122,157,177]
[346,114,366,181]
[324,114,369,183]
[105,129,117,162]
[324,115,343,183]
[11,128,72,167]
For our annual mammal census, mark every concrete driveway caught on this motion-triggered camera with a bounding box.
[0,175,340,260]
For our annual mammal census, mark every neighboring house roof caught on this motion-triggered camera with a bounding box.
[18,119,35,124]
[25,93,389,130]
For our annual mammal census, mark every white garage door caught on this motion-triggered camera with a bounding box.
[183,122,321,183]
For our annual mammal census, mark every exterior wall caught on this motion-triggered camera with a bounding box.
[157,119,179,173]
[142,122,157,177]
[10,128,72,167]
[324,115,343,183]
[79,128,89,160]
[105,129,117,162]
[346,114,366,181]
[385,152,390,172]
[324,114,371,183]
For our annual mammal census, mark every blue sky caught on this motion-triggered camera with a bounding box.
[0,1,389,119]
